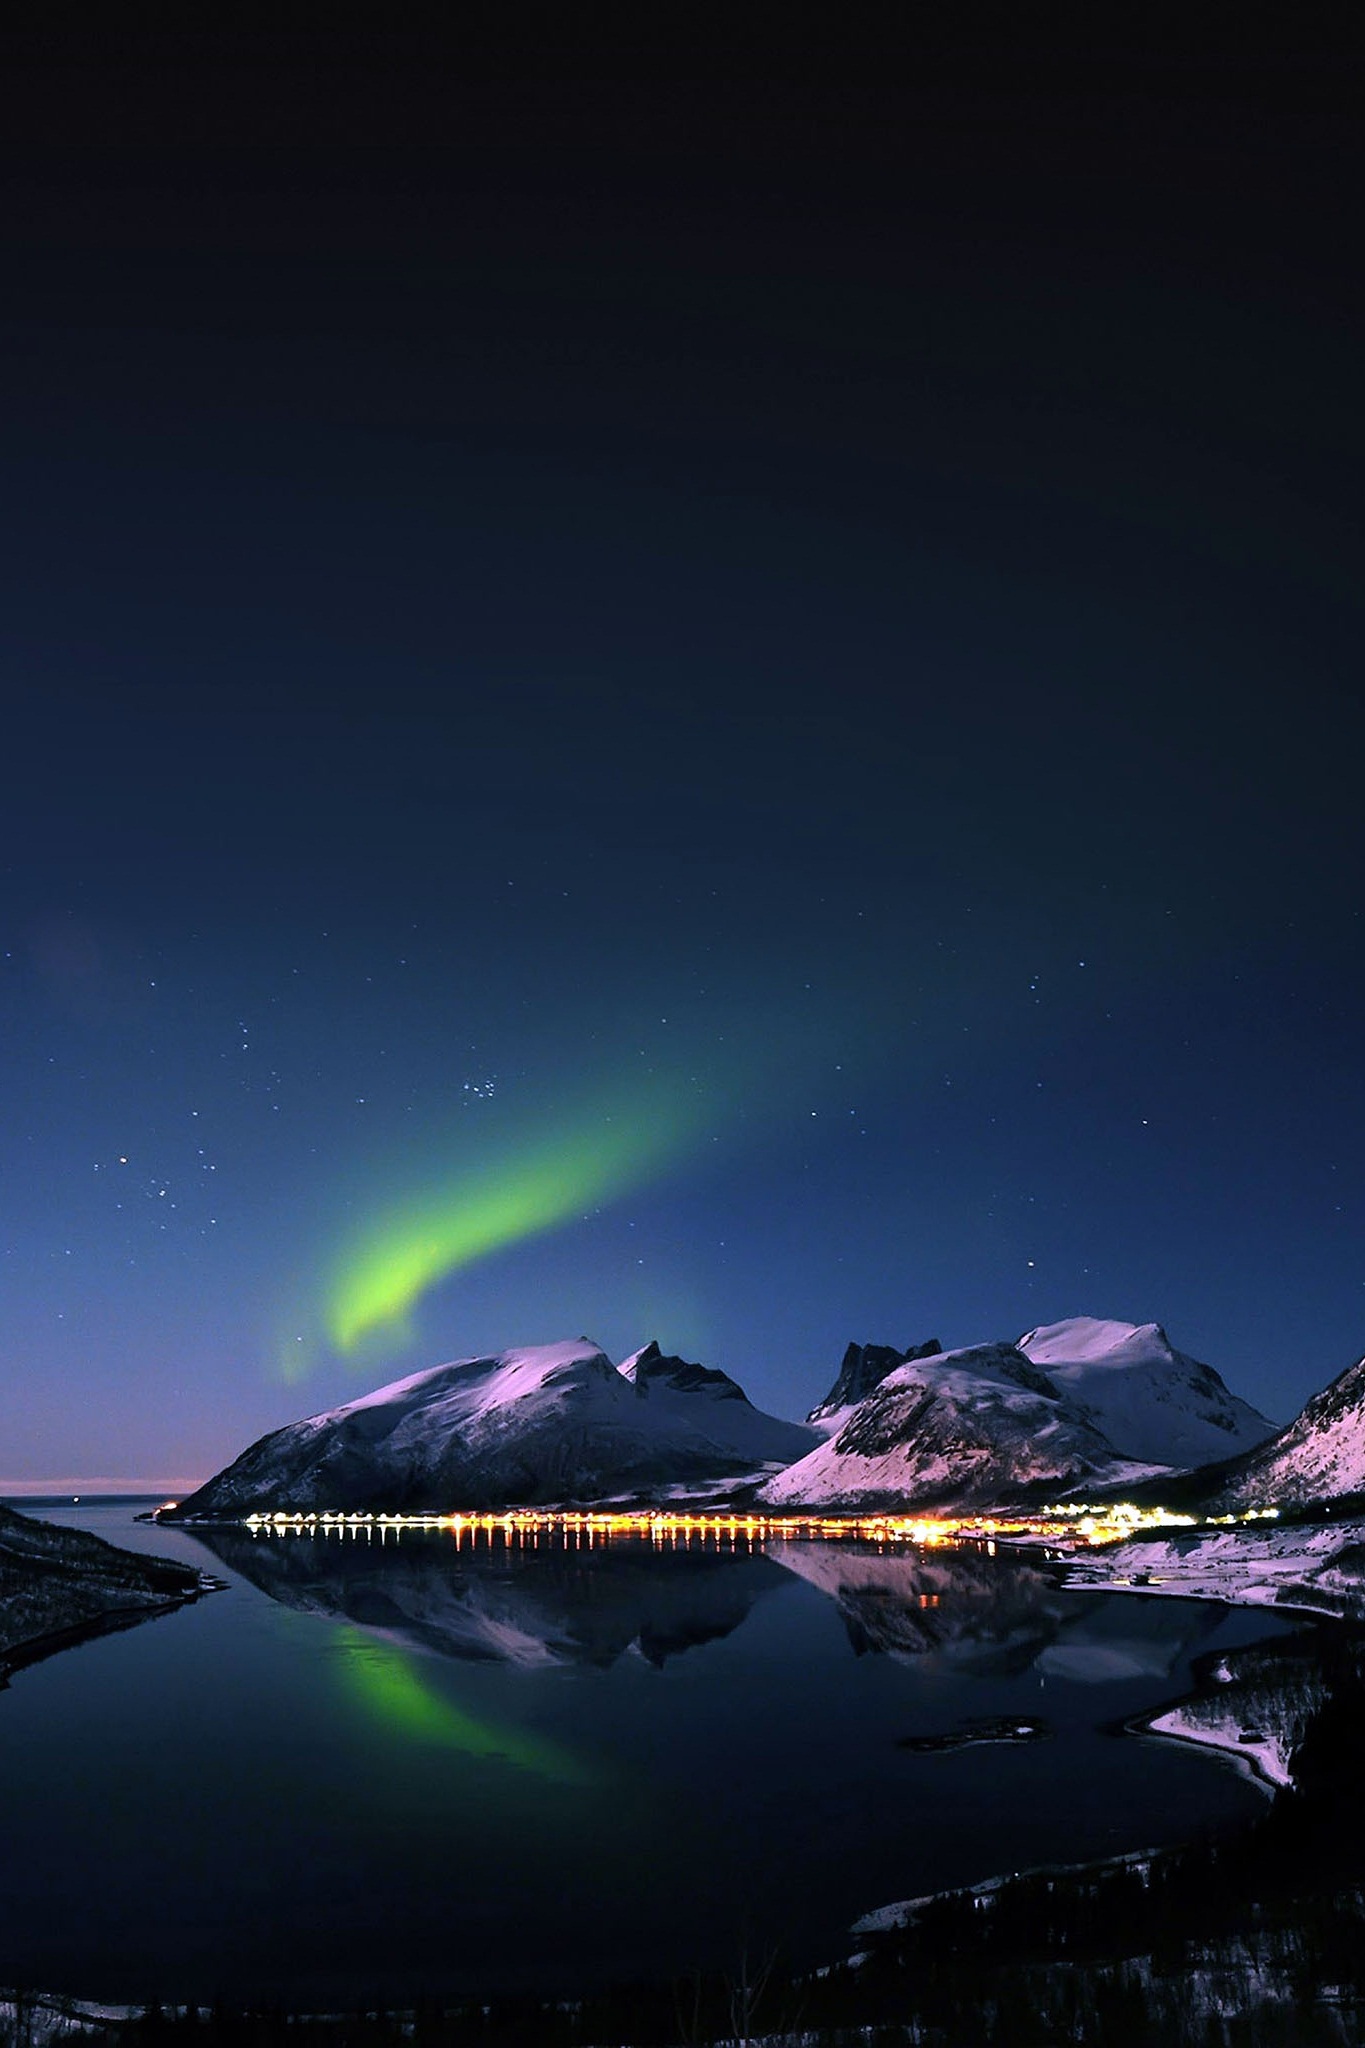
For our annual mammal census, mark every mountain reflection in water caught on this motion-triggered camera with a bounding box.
[192,1522,788,1669]
[191,1523,1227,1685]
[0,1501,1282,2007]
[768,1541,1229,1681]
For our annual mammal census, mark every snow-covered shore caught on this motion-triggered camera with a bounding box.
[1063,1514,1365,1621]
[1059,1514,1365,1797]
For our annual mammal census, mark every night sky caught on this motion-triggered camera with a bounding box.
[3,24,1363,1487]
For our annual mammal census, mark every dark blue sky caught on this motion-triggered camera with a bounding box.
[3,26,1362,1481]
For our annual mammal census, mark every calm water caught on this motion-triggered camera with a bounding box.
[0,1500,1289,2007]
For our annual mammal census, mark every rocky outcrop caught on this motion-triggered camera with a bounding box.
[807,1340,942,1427]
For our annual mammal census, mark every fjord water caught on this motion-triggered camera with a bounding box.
[0,1502,1284,2007]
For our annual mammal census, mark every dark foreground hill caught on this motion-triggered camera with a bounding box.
[0,1504,204,1684]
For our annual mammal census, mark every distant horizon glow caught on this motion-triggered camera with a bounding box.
[0,1478,205,1499]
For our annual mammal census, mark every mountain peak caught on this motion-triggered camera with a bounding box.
[766,1339,1126,1513]
[619,1341,751,1406]
[618,1340,663,1379]
[1018,1317,1172,1365]
[807,1338,942,1426]
[164,1337,815,1520]
[766,1319,1276,1513]
[1017,1317,1273,1468]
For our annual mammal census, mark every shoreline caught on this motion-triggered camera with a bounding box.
[1130,1702,1286,1795]
[850,1839,1166,1938]
[0,1585,209,1694]
[0,1502,216,1695]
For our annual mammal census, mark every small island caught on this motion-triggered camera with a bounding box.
[898,1715,1050,1754]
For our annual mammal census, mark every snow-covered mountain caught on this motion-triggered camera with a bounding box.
[160,1315,1286,1523]
[1017,1317,1274,1468]
[760,1340,1152,1512]
[760,1317,1273,1513]
[806,1339,942,1430]
[1207,1351,1365,1508]
[619,1340,816,1463]
[163,1339,818,1520]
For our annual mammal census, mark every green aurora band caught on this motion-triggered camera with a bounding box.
[337,1626,594,1784]
[324,1090,701,1357]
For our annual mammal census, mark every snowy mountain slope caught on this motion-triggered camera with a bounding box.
[758,1341,1155,1511]
[164,1339,812,1519]
[764,1315,1275,1513]
[1017,1317,1275,1468]
[806,1339,942,1431]
[1206,1352,1365,1508]
[620,1341,818,1464]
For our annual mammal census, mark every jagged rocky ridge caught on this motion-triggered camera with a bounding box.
[807,1338,943,1428]
[760,1318,1276,1512]
[162,1339,819,1520]
[762,1340,1143,1511]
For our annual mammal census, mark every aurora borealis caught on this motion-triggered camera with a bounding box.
[322,1086,703,1362]
[2,27,1363,1489]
